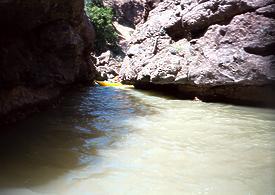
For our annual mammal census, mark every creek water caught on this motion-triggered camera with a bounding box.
[0,86,275,195]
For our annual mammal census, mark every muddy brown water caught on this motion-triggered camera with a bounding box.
[0,86,274,195]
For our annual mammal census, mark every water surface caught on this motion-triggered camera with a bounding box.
[0,86,274,195]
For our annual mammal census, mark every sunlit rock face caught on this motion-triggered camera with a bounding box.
[103,0,161,28]
[120,0,275,106]
[0,0,96,123]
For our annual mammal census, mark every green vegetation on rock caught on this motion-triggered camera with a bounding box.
[85,1,118,50]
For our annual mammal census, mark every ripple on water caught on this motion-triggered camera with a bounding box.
[0,86,275,195]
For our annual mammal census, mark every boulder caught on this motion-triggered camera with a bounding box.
[120,0,275,106]
[103,0,161,27]
[94,50,122,80]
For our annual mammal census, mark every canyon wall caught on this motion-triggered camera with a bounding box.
[120,0,275,106]
[0,0,96,123]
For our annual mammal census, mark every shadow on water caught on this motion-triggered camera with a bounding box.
[0,86,156,188]
[135,89,180,100]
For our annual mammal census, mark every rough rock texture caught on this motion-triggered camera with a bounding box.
[0,0,96,123]
[93,0,162,82]
[103,0,161,27]
[94,50,123,80]
[120,0,275,106]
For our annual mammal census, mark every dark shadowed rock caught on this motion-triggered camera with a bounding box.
[120,0,275,106]
[0,0,96,123]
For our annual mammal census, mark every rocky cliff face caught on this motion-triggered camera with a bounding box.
[93,0,162,81]
[103,0,161,28]
[120,0,275,106]
[0,0,95,123]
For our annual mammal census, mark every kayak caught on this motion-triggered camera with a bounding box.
[95,81,134,89]
[96,81,123,87]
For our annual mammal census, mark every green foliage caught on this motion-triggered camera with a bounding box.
[85,2,118,50]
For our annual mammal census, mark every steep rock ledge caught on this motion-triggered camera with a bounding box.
[120,0,275,107]
[0,0,96,123]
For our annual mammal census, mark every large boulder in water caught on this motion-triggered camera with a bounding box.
[120,0,275,106]
[0,0,96,123]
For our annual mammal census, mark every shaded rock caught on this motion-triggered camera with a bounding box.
[120,0,275,106]
[0,0,96,123]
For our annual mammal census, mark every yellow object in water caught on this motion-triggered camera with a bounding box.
[96,81,123,87]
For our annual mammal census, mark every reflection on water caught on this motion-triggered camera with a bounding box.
[0,86,274,195]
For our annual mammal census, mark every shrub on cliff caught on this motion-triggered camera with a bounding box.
[85,2,118,51]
